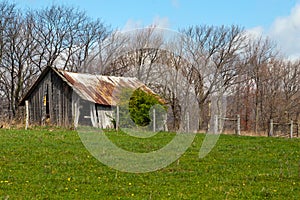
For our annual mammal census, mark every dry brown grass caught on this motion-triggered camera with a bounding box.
[0,118,25,129]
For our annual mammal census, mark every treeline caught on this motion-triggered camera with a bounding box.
[0,1,110,118]
[0,1,299,133]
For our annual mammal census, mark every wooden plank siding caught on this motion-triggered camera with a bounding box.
[27,70,73,127]
[20,66,163,129]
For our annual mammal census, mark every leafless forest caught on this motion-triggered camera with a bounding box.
[0,2,299,134]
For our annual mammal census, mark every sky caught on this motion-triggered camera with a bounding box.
[13,0,300,59]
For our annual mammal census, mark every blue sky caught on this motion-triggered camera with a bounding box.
[13,0,300,58]
[13,0,297,29]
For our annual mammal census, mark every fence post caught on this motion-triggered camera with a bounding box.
[153,108,156,132]
[269,119,273,137]
[237,114,241,135]
[116,105,119,131]
[187,111,190,133]
[214,115,218,134]
[290,120,293,138]
[25,100,29,130]
[297,123,299,137]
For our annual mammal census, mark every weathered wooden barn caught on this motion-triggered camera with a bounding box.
[19,66,157,128]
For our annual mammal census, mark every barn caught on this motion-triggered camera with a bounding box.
[19,66,158,128]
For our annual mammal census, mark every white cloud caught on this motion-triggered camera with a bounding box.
[269,4,300,58]
[245,26,264,39]
[122,16,170,31]
[246,4,300,59]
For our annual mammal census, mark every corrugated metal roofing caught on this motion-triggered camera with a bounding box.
[19,66,164,106]
[59,70,157,106]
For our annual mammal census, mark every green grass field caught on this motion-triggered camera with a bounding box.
[0,128,300,199]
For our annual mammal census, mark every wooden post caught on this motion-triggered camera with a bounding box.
[58,90,62,126]
[269,119,273,137]
[290,120,293,138]
[153,108,156,132]
[116,105,119,131]
[73,100,78,128]
[25,100,29,130]
[297,123,299,137]
[187,111,190,133]
[214,115,218,134]
[237,114,241,135]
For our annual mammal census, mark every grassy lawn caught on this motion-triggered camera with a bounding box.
[0,128,300,199]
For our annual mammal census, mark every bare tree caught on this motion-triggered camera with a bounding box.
[0,1,37,118]
[281,60,300,122]
[0,1,15,118]
[1,1,299,132]
[0,2,110,120]
[181,25,246,130]
[104,26,164,80]
[242,37,277,133]
[67,18,110,73]
[102,27,197,131]
[29,5,110,72]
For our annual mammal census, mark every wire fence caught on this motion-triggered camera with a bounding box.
[212,115,241,135]
[269,120,299,138]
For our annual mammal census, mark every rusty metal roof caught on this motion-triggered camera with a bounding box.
[59,70,158,106]
[19,66,163,106]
